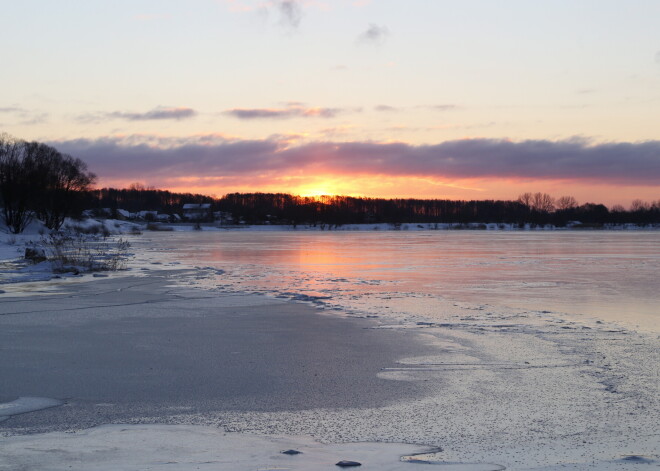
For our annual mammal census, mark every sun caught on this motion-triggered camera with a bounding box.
[296,182,338,198]
[298,188,332,198]
[293,177,357,199]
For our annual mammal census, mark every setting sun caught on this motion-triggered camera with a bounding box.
[297,187,334,198]
[294,178,347,198]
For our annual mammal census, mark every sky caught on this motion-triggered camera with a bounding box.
[1,0,659,207]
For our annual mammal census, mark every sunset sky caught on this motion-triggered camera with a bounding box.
[1,0,659,206]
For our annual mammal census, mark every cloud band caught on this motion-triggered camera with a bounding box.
[51,136,660,186]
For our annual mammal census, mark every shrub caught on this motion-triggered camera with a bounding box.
[40,233,131,272]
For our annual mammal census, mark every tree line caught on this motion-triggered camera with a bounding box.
[86,190,660,227]
[86,185,214,214]
[0,134,96,233]
[217,192,660,227]
[2,135,658,233]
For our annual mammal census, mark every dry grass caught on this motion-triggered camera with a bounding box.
[40,233,131,273]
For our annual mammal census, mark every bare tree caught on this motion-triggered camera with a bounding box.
[630,199,650,212]
[0,134,35,233]
[0,135,96,232]
[29,142,96,230]
[517,192,533,208]
[531,192,555,212]
[129,182,146,191]
[556,195,578,211]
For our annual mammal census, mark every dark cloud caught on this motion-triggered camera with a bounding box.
[0,106,24,113]
[374,105,399,112]
[52,136,282,180]
[0,106,48,125]
[277,0,302,29]
[79,107,196,123]
[52,135,660,187]
[110,107,196,121]
[225,104,347,120]
[225,109,293,119]
[358,24,389,45]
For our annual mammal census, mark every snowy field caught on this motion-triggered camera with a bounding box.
[0,221,658,470]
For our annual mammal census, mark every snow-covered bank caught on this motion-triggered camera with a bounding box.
[1,421,656,470]
[0,218,140,286]
[0,423,513,471]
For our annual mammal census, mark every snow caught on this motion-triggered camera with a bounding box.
[0,424,474,471]
[114,231,658,469]
[0,218,140,287]
[1,222,658,470]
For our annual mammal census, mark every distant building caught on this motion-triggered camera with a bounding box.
[182,203,212,220]
[137,210,158,221]
[116,209,132,220]
[214,211,234,225]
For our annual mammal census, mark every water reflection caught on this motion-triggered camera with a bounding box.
[139,231,659,333]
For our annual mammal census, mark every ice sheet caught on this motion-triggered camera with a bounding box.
[0,397,63,422]
[2,231,658,470]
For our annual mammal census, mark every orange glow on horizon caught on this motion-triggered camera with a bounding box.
[94,173,659,209]
[297,188,334,198]
[295,178,351,198]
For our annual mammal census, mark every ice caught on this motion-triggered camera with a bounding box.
[0,397,64,422]
[0,424,438,471]
[2,230,658,470]
[116,231,659,468]
[127,231,660,333]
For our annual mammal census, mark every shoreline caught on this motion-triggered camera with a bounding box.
[0,234,658,470]
[0,271,455,469]
[118,221,660,231]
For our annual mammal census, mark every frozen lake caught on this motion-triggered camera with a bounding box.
[136,230,659,333]
[2,229,658,469]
